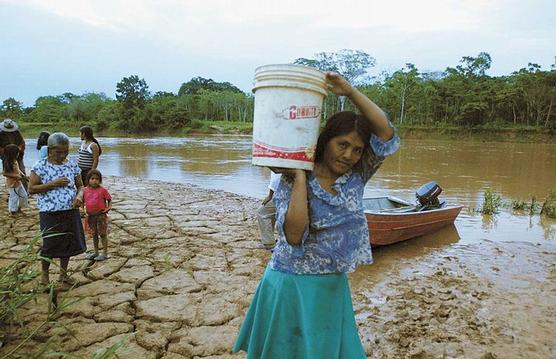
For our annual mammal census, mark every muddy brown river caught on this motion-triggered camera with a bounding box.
[24,135,556,246]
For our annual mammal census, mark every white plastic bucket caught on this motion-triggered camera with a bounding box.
[251,64,327,170]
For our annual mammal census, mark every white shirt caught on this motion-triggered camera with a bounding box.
[269,172,282,192]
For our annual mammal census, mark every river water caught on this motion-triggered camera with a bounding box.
[24,135,556,246]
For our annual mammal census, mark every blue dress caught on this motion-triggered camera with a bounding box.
[234,131,400,358]
[31,158,86,258]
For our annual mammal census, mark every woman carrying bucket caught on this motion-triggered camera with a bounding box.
[233,71,400,358]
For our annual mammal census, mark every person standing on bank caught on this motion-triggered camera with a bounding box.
[36,131,50,160]
[77,126,101,186]
[0,119,27,187]
[2,144,28,215]
[256,171,282,249]
[233,72,400,358]
[28,132,86,287]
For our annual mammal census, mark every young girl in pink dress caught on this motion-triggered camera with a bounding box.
[83,169,112,260]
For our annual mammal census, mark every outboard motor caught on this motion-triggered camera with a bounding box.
[416,181,443,210]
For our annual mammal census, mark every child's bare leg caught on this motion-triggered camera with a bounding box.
[93,234,100,255]
[59,257,70,281]
[40,259,50,284]
[101,235,108,257]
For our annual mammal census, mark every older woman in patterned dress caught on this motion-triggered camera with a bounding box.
[233,73,400,358]
[28,132,86,288]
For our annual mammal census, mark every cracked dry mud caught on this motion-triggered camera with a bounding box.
[1,176,555,358]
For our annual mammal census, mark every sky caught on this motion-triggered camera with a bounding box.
[1,0,555,106]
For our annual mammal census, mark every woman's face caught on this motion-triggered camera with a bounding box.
[49,145,69,164]
[321,131,365,177]
[80,132,85,140]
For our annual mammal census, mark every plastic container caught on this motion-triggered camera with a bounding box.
[251,64,327,170]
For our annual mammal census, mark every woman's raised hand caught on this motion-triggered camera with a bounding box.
[325,72,354,97]
[51,177,70,188]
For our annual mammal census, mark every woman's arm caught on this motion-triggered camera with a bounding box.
[103,199,112,213]
[283,170,309,246]
[326,72,394,142]
[3,172,21,179]
[262,189,274,205]
[16,132,25,154]
[28,172,68,195]
[91,143,100,169]
[73,174,84,207]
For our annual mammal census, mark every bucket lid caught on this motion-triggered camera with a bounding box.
[253,64,328,97]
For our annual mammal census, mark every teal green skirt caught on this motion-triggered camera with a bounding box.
[233,266,366,359]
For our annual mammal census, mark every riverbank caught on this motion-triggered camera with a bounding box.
[18,120,556,143]
[1,176,555,358]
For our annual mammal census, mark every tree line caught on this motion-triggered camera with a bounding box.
[1,50,555,133]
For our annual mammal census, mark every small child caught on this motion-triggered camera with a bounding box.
[2,144,28,215]
[82,169,112,260]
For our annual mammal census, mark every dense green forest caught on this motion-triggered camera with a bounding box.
[1,50,555,133]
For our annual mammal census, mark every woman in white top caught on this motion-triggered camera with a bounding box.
[77,126,101,185]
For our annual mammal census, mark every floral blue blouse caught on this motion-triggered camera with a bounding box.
[31,158,81,213]
[270,131,401,274]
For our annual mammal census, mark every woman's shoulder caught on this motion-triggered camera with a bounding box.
[32,157,49,169]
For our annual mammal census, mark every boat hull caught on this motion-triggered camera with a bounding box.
[366,206,463,246]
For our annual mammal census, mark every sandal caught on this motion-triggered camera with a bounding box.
[95,254,109,261]
[86,253,98,260]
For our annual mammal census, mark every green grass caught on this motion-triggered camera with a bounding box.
[480,188,503,215]
[541,189,556,218]
[0,235,124,357]
[18,122,84,138]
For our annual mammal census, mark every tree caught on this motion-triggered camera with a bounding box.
[153,91,175,98]
[115,75,150,110]
[294,49,376,84]
[511,64,556,127]
[383,63,420,124]
[147,94,190,129]
[0,98,23,119]
[65,93,111,123]
[450,52,492,78]
[294,49,376,110]
[178,77,242,96]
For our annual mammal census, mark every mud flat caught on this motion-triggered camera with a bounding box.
[0,176,554,358]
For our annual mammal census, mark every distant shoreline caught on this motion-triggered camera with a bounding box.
[18,120,556,143]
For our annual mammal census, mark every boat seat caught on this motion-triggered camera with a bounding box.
[378,206,418,213]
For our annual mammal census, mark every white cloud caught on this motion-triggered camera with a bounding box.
[13,0,499,66]
[10,0,494,33]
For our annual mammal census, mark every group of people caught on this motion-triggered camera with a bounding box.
[0,121,112,288]
[3,71,399,358]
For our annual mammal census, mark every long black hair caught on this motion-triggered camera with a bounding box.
[314,111,373,173]
[2,144,19,173]
[36,131,50,150]
[80,126,102,155]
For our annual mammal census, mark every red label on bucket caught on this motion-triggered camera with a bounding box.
[275,105,321,120]
[252,141,315,162]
